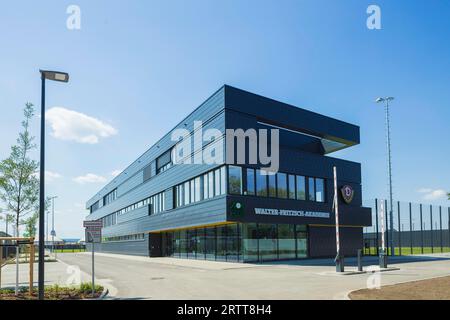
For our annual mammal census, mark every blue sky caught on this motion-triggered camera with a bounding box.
[0,0,449,238]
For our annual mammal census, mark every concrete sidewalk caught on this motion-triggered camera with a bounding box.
[0,259,106,292]
[56,252,450,300]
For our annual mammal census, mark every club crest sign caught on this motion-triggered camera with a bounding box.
[340,185,354,204]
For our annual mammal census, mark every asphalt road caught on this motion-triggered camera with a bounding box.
[57,252,450,300]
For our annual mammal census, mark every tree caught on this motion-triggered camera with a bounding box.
[21,212,38,238]
[0,210,15,236]
[0,103,39,237]
[25,197,50,239]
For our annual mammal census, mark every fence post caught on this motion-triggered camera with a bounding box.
[409,202,413,255]
[375,199,379,256]
[398,201,401,256]
[420,204,424,254]
[430,205,434,254]
[440,206,443,253]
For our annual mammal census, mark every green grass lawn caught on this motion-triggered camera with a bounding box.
[53,249,86,253]
[364,247,450,256]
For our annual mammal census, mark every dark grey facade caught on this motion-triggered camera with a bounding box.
[85,85,371,261]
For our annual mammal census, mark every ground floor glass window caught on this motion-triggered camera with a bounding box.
[161,223,308,262]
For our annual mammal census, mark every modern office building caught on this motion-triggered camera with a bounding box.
[85,85,371,262]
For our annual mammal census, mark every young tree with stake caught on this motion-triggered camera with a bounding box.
[0,103,40,237]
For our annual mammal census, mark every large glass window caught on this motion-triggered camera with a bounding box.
[268,174,277,197]
[172,231,180,257]
[162,223,309,262]
[258,224,278,261]
[179,230,187,258]
[214,168,221,197]
[308,177,315,201]
[315,178,325,202]
[256,170,267,197]
[277,173,288,199]
[184,181,190,205]
[203,173,209,200]
[246,168,255,196]
[216,226,227,261]
[208,172,214,198]
[296,176,306,200]
[288,175,296,200]
[241,223,258,262]
[162,232,174,257]
[190,180,195,203]
[278,225,296,259]
[156,149,172,174]
[196,228,206,260]
[228,166,242,195]
[186,229,197,259]
[296,225,308,258]
[225,224,239,262]
[194,177,201,202]
[220,167,226,195]
[205,227,216,260]
[175,185,183,207]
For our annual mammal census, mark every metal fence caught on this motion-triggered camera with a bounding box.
[363,199,450,256]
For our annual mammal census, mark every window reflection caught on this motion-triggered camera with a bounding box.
[308,177,315,201]
[256,170,267,197]
[277,173,288,199]
[162,223,308,262]
[315,178,325,202]
[228,166,242,195]
[268,174,277,197]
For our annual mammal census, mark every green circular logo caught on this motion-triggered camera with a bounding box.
[230,202,245,216]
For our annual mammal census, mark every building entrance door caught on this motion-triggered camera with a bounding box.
[149,233,162,257]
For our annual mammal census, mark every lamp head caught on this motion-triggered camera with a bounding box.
[40,70,69,83]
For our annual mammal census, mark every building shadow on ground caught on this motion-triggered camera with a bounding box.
[259,253,450,267]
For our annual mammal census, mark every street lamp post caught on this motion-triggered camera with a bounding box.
[49,196,58,258]
[38,70,69,300]
[375,97,395,257]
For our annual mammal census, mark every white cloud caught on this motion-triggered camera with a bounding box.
[33,171,63,182]
[46,107,118,144]
[111,170,122,177]
[73,173,107,184]
[417,188,447,201]
[46,171,62,182]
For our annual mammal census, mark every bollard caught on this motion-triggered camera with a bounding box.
[357,249,363,272]
[335,254,345,272]
[379,251,388,269]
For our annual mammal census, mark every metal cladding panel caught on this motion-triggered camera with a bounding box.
[87,113,226,221]
[101,197,226,237]
[224,85,360,146]
[117,170,143,197]
[227,195,372,227]
[309,226,363,258]
[87,234,149,256]
[116,205,149,225]
[88,162,224,221]
[86,86,225,209]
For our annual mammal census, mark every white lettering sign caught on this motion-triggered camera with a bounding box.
[254,208,330,218]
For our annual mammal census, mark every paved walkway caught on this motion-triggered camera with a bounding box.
[51,252,450,300]
[0,259,92,290]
